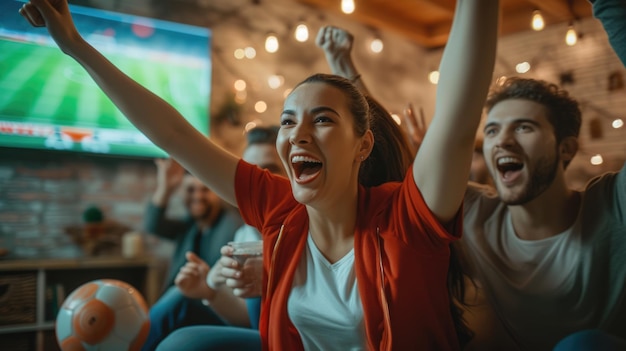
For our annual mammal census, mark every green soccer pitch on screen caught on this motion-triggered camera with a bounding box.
[0,0,211,158]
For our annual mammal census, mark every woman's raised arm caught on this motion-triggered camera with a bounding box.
[20,0,240,205]
[413,0,499,222]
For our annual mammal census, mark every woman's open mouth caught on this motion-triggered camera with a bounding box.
[291,155,323,184]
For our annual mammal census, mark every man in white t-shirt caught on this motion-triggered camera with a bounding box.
[460,76,626,350]
[374,1,626,349]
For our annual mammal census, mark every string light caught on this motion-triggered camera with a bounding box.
[370,38,383,53]
[245,121,257,132]
[613,118,624,129]
[235,90,247,104]
[391,114,401,125]
[428,71,439,84]
[295,23,309,42]
[341,0,355,14]
[516,62,531,73]
[283,88,292,98]
[565,23,578,46]
[590,154,603,165]
[244,47,256,59]
[254,101,267,113]
[233,48,245,60]
[531,10,545,31]
[265,34,279,53]
[268,75,284,89]
[495,76,508,86]
[234,79,246,91]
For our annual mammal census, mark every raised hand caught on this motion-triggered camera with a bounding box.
[402,103,427,156]
[18,0,82,53]
[207,244,262,298]
[175,251,215,300]
[316,25,369,94]
[316,25,354,60]
[156,158,185,192]
[151,158,185,206]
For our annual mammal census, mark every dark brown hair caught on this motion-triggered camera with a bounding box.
[294,73,473,347]
[486,77,582,167]
[246,125,279,147]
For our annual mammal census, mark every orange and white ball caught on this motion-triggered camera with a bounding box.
[56,279,150,351]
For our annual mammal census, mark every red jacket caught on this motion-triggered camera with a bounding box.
[235,160,462,350]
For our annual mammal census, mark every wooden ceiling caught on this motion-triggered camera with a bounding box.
[296,0,594,49]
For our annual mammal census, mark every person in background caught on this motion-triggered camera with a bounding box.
[158,126,284,350]
[140,158,243,351]
[231,126,285,244]
[18,0,498,349]
[183,125,284,323]
[144,132,277,350]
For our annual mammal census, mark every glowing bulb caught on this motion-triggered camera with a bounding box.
[234,79,246,91]
[255,101,267,113]
[244,47,256,59]
[566,26,577,46]
[428,71,440,84]
[613,118,624,128]
[245,122,257,132]
[531,10,545,31]
[590,154,603,165]
[268,75,284,89]
[265,34,279,53]
[295,24,309,42]
[370,38,383,53]
[516,62,531,74]
[234,48,245,60]
[235,90,247,104]
[341,0,355,14]
[391,114,401,125]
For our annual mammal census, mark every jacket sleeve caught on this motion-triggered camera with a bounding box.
[143,202,189,240]
[234,160,297,232]
[592,0,626,67]
[390,166,463,249]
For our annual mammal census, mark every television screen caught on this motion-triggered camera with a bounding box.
[0,0,211,158]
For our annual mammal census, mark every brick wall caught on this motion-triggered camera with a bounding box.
[0,148,158,257]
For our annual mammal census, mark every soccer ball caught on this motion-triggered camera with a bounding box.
[56,279,150,351]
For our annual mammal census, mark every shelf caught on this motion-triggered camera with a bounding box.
[0,322,54,334]
[0,256,160,271]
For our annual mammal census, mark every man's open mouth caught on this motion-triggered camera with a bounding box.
[496,156,524,182]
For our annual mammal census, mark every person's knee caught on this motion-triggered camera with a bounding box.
[554,329,626,351]
[155,328,190,351]
[156,326,261,351]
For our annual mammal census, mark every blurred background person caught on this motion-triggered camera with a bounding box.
[142,158,243,351]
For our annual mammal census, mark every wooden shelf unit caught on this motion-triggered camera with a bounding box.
[0,256,164,351]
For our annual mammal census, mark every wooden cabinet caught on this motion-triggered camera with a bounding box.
[0,256,164,351]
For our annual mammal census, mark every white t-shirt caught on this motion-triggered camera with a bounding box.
[460,165,626,350]
[233,224,263,243]
[287,234,365,351]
